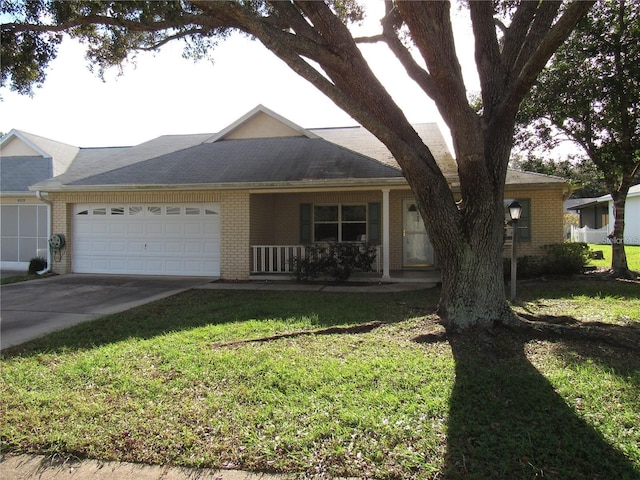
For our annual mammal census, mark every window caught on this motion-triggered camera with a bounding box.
[166,206,181,215]
[147,206,162,215]
[110,207,124,215]
[312,204,367,242]
[186,207,200,215]
[129,206,144,215]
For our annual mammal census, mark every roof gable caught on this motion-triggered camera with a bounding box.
[1,130,50,157]
[205,105,319,142]
[0,129,79,176]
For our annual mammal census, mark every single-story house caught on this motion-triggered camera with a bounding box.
[13,105,569,280]
[568,184,640,245]
[0,130,78,270]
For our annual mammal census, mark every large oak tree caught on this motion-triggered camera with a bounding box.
[1,0,593,331]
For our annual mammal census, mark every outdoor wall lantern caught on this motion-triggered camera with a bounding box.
[508,200,523,301]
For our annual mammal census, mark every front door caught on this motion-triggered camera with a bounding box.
[403,199,435,267]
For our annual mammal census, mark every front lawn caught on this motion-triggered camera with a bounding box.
[588,243,640,271]
[1,280,639,479]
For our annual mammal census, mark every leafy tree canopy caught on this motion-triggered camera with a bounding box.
[516,0,639,193]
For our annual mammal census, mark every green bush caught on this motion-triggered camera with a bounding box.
[28,257,47,274]
[541,242,591,275]
[293,243,377,282]
[504,244,591,278]
[503,255,546,279]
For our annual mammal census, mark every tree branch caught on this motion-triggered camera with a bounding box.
[469,1,505,118]
[394,1,475,139]
[505,1,595,117]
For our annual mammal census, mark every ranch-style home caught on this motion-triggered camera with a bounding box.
[3,105,570,280]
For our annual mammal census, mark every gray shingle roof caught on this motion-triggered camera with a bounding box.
[1,156,52,192]
[68,137,403,186]
[35,134,212,189]
[504,169,568,185]
[311,123,458,175]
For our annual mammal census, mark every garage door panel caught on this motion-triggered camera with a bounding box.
[146,242,164,254]
[165,241,184,253]
[90,223,109,235]
[110,223,127,235]
[184,242,203,254]
[109,241,127,253]
[126,223,144,234]
[146,223,164,235]
[165,223,183,235]
[73,203,220,276]
[203,224,219,235]
[126,241,145,253]
[131,259,149,272]
[184,223,203,235]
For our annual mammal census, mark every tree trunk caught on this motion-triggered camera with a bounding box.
[609,188,634,278]
[435,197,518,332]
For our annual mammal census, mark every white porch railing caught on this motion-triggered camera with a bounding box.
[251,244,382,274]
[570,225,610,244]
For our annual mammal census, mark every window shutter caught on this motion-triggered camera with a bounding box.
[368,202,381,244]
[300,204,312,243]
[516,198,531,241]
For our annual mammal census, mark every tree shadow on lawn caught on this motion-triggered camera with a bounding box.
[419,317,640,479]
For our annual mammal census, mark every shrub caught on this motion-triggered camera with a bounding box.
[28,257,47,274]
[293,243,377,282]
[541,242,591,275]
[503,255,546,279]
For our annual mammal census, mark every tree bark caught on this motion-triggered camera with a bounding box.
[609,185,635,278]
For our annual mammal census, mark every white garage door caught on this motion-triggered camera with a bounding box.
[73,204,220,276]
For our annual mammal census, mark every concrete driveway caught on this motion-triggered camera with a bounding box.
[0,274,214,350]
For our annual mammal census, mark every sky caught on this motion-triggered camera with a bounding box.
[0,3,478,149]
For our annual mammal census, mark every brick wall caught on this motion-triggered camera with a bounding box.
[43,185,566,277]
[504,186,566,257]
[221,191,250,280]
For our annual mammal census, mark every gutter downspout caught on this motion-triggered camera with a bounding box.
[35,191,52,274]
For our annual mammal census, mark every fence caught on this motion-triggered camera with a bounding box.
[570,225,609,244]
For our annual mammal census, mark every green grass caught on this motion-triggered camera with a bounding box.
[587,243,640,271]
[1,283,639,479]
[0,273,41,285]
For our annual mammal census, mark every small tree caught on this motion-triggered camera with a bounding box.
[516,0,640,278]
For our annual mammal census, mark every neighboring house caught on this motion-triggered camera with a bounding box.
[24,105,569,280]
[0,130,78,270]
[566,197,609,230]
[568,184,640,245]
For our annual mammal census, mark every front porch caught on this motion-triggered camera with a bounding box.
[247,189,440,283]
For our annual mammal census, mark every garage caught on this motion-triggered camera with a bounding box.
[72,203,220,276]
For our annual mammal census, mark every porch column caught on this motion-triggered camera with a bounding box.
[382,189,391,280]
